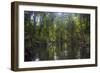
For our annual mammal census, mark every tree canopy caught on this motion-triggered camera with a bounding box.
[24,11,90,61]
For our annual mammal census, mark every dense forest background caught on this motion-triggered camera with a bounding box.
[24,11,90,61]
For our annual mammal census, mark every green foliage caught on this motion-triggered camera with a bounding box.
[24,11,90,61]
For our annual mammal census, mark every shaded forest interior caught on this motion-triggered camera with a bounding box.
[24,11,90,61]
